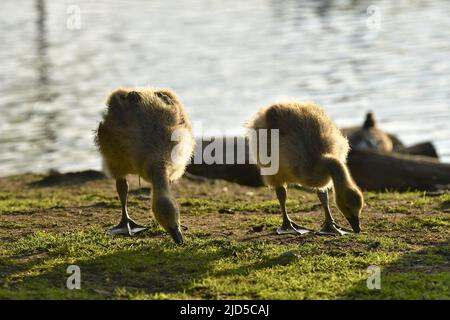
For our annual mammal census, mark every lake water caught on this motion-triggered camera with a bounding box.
[0,0,449,176]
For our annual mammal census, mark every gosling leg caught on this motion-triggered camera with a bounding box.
[108,178,147,236]
[275,186,311,235]
[316,189,350,236]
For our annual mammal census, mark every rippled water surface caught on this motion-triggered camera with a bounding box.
[0,0,449,176]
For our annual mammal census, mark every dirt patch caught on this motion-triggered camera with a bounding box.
[0,171,449,248]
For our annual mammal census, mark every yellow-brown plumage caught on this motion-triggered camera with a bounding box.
[95,87,194,243]
[248,101,363,235]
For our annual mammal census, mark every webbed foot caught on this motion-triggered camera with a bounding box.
[316,221,351,236]
[108,219,147,236]
[277,220,311,235]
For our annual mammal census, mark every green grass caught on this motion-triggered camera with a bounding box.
[1,228,448,300]
[0,192,66,214]
[0,173,448,299]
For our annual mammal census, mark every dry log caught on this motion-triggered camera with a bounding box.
[186,137,450,191]
[186,137,263,186]
[395,142,439,159]
[347,149,449,191]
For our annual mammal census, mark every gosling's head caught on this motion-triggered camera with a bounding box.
[152,196,183,244]
[335,186,364,233]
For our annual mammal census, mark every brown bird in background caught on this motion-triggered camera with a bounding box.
[348,112,393,152]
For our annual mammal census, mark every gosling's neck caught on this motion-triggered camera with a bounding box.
[326,159,359,203]
[324,155,354,191]
[151,167,173,204]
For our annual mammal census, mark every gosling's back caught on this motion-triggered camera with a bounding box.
[249,101,349,187]
[96,88,194,181]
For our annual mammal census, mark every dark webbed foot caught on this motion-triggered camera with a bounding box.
[108,218,147,236]
[110,178,147,236]
[275,185,311,235]
[316,189,353,236]
[277,219,311,235]
[316,221,351,236]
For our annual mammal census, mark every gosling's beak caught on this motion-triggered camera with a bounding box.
[168,227,184,244]
[349,217,361,233]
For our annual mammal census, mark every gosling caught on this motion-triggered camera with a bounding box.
[247,101,364,235]
[95,88,195,243]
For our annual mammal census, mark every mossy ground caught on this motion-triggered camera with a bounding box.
[0,172,449,299]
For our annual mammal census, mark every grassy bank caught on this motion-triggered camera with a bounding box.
[0,172,449,299]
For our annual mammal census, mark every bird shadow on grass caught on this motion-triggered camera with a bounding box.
[0,239,230,299]
[338,237,450,299]
[28,170,106,187]
[440,200,450,212]
[200,235,450,299]
[1,231,448,299]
